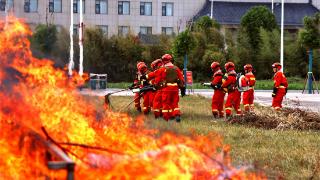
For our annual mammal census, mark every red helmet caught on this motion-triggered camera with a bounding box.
[272,62,281,70]
[137,61,147,71]
[161,54,173,64]
[210,62,220,70]
[244,64,253,71]
[225,62,235,71]
[151,59,162,70]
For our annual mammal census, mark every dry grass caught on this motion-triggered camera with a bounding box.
[229,107,320,130]
[84,95,320,179]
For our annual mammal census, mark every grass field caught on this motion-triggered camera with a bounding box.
[86,95,320,179]
[100,77,315,90]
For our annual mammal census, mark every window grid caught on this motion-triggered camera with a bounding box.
[118,1,130,15]
[95,0,107,14]
[162,2,173,16]
[140,2,152,16]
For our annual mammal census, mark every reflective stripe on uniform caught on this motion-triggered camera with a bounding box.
[243,104,250,107]
[212,109,218,112]
[250,78,256,80]
[225,107,232,110]
[167,83,178,86]
[173,108,180,111]
[153,109,160,112]
[278,86,286,88]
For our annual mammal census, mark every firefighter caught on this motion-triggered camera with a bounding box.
[242,64,256,112]
[129,62,144,112]
[154,54,185,122]
[271,62,288,111]
[146,59,163,118]
[210,62,225,118]
[221,62,242,118]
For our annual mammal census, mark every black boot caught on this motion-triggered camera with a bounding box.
[175,116,181,123]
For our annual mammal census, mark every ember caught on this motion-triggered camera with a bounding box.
[0,17,264,179]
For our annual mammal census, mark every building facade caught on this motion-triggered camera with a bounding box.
[0,0,206,36]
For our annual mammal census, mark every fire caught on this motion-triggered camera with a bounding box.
[0,17,265,179]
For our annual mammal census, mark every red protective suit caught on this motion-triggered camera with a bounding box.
[242,72,256,111]
[133,72,142,112]
[222,70,241,117]
[272,71,288,110]
[211,69,225,118]
[147,69,162,118]
[154,62,184,121]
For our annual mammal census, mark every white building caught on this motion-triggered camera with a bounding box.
[0,0,206,36]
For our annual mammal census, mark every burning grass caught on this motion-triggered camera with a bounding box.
[105,95,320,179]
[229,107,320,130]
[0,18,264,179]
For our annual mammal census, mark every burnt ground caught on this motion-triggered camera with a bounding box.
[229,107,320,131]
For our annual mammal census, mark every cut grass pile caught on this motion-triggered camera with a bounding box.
[85,95,320,179]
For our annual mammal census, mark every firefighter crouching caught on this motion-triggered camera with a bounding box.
[242,64,256,112]
[209,62,225,118]
[222,62,242,118]
[271,62,288,111]
[145,59,164,118]
[154,54,185,122]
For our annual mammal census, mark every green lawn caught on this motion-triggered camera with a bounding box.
[89,95,320,179]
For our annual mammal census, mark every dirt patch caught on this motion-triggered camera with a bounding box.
[229,107,320,131]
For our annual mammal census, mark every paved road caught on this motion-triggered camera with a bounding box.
[79,88,320,112]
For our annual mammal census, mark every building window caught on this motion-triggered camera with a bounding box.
[118,1,130,15]
[73,24,78,35]
[140,26,152,35]
[97,25,108,36]
[73,0,85,13]
[162,2,173,16]
[24,0,38,13]
[49,0,62,13]
[0,0,6,11]
[140,2,152,16]
[162,27,173,35]
[95,0,107,14]
[118,26,129,36]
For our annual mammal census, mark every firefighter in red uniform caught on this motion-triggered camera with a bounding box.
[242,64,256,112]
[210,62,225,118]
[221,62,242,118]
[146,59,163,118]
[130,61,153,114]
[154,54,185,122]
[272,62,288,111]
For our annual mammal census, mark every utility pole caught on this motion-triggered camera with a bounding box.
[79,0,84,76]
[271,0,274,14]
[68,0,74,76]
[210,0,213,19]
[280,0,284,72]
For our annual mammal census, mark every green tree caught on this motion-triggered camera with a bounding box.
[32,24,57,54]
[240,6,277,51]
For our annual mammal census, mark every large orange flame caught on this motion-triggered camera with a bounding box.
[0,17,265,179]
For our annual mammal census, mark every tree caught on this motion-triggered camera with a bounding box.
[298,12,320,93]
[240,6,277,51]
[32,24,57,54]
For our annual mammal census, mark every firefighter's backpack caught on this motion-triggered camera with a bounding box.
[165,66,178,83]
[236,73,249,92]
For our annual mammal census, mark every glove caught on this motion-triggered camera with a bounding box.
[212,84,221,90]
[180,87,186,97]
[128,84,135,90]
[272,87,277,97]
[140,75,147,80]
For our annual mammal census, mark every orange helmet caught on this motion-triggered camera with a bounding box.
[151,59,162,70]
[244,64,253,71]
[210,62,220,70]
[161,54,173,64]
[225,62,235,71]
[272,62,281,70]
[137,61,147,71]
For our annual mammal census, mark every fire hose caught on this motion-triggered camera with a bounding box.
[105,85,156,112]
